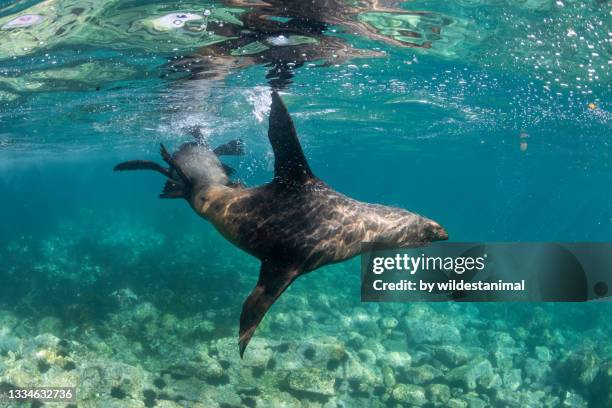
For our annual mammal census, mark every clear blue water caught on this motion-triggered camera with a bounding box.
[0,1,610,407]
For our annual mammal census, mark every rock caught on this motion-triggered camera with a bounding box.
[592,361,612,408]
[485,332,516,348]
[464,393,487,408]
[405,304,433,319]
[391,384,426,406]
[502,369,522,391]
[287,368,335,397]
[252,390,302,407]
[495,388,547,407]
[160,313,180,331]
[494,388,521,407]
[298,337,347,370]
[0,327,19,356]
[527,307,552,333]
[362,339,386,357]
[447,397,469,408]
[110,288,139,308]
[36,316,63,334]
[133,302,157,322]
[344,356,379,388]
[80,360,153,405]
[433,345,472,366]
[379,351,412,370]
[535,346,552,363]
[33,333,61,349]
[564,348,600,386]
[208,337,271,371]
[155,401,183,408]
[523,357,549,384]
[479,373,502,390]
[403,317,461,344]
[357,349,377,365]
[351,308,380,333]
[543,395,562,407]
[409,350,430,366]
[243,340,275,369]
[271,312,304,332]
[445,358,494,390]
[404,364,443,384]
[427,383,451,405]
[514,327,528,341]
[382,366,396,388]
[155,400,181,408]
[519,390,547,407]
[166,359,226,384]
[379,317,399,330]
[346,332,366,350]
[196,386,241,407]
[312,293,331,310]
[200,356,225,381]
[492,346,519,371]
[562,391,588,408]
[192,318,215,337]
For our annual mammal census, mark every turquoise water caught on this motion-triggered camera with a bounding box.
[0,0,611,407]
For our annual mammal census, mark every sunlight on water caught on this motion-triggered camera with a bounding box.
[0,0,610,407]
[0,0,608,156]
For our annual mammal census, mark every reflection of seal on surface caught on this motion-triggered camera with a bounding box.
[149,13,204,31]
[115,92,448,356]
[167,0,447,88]
[1,14,44,29]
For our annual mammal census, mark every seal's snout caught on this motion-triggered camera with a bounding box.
[425,220,449,242]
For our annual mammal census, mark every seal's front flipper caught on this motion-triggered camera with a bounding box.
[214,139,244,156]
[185,125,210,147]
[159,180,186,199]
[268,91,315,185]
[239,262,300,357]
[113,160,170,177]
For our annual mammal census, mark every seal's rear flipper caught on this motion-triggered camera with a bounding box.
[214,139,244,156]
[268,92,315,185]
[113,160,170,178]
[239,262,300,357]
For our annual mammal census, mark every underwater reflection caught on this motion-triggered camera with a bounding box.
[167,0,450,89]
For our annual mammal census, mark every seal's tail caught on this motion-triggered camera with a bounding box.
[113,144,192,199]
[113,160,170,177]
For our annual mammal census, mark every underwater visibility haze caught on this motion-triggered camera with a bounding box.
[0,0,611,407]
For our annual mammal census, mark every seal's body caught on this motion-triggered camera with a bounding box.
[115,92,448,356]
[199,182,444,273]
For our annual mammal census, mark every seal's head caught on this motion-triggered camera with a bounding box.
[418,218,449,242]
[164,142,228,197]
[114,136,244,199]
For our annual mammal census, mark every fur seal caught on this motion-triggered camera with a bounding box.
[114,92,448,356]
